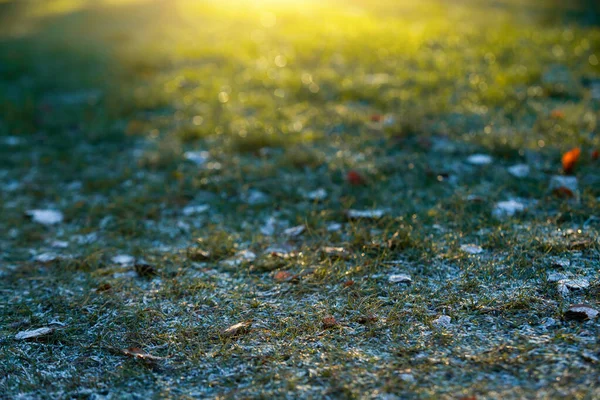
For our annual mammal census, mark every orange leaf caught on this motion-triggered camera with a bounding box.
[550,109,565,119]
[370,114,383,122]
[592,149,599,161]
[561,147,580,174]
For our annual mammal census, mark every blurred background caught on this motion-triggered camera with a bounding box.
[0,0,598,150]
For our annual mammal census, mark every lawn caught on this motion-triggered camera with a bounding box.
[1,0,599,398]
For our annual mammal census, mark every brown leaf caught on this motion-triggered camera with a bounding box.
[274,270,293,282]
[357,314,377,324]
[322,316,338,329]
[122,347,166,361]
[222,320,252,338]
[552,186,575,198]
[96,283,112,292]
[342,280,355,288]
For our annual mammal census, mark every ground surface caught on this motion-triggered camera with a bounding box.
[1,0,600,398]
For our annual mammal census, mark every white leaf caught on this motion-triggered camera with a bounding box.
[466,154,492,165]
[460,244,483,254]
[182,204,210,216]
[303,188,327,201]
[26,209,63,225]
[432,315,452,328]
[492,200,525,219]
[388,274,412,284]
[112,255,135,265]
[284,225,305,237]
[15,327,54,340]
[508,164,530,178]
[347,209,386,219]
[184,151,209,166]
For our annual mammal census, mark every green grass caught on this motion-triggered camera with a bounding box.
[1,0,600,398]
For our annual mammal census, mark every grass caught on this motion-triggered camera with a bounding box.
[0,0,600,398]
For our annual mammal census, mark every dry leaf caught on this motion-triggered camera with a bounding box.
[135,262,156,277]
[592,149,599,161]
[321,246,350,259]
[342,280,355,287]
[122,347,166,361]
[322,316,338,329]
[274,270,293,282]
[222,320,252,338]
[96,283,112,292]
[562,147,580,174]
[550,109,565,119]
[357,314,377,324]
[564,304,599,321]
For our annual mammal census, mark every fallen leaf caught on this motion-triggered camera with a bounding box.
[303,188,327,201]
[182,204,210,216]
[460,244,484,254]
[507,164,530,178]
[342,280,355,287]
[388,274,412,284]
[222,250,257,267]
[25,209,63,225]
[284,225,305,237]
[321,246,350,259]
[274,270,293,282]
[15,327,54,340]
[564,304,599,321]
[550,109,565,119]
[135,262,156,278]
[96,283,112,292]
[592,149,599,161]
[122,347,166,361]
[183,151,209,166]
[369,114,383,122]
[243,189,269,205]
[346,170,366,185]
[112,254,135,265]
[557,279,590,297]
[432,315,452,328]
[562,147,580,174]
[549,175,578,199]
[51,240,69,249]
[322,316,338,329]
[357,314,377,324]
[492,200,525,219]
[466,154,492,166]
[326,222,343,232]
[347,209,385,220]
[34,252,59,263]
[222,320,252,337]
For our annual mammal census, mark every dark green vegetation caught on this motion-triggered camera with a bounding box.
[1,0,599,398]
